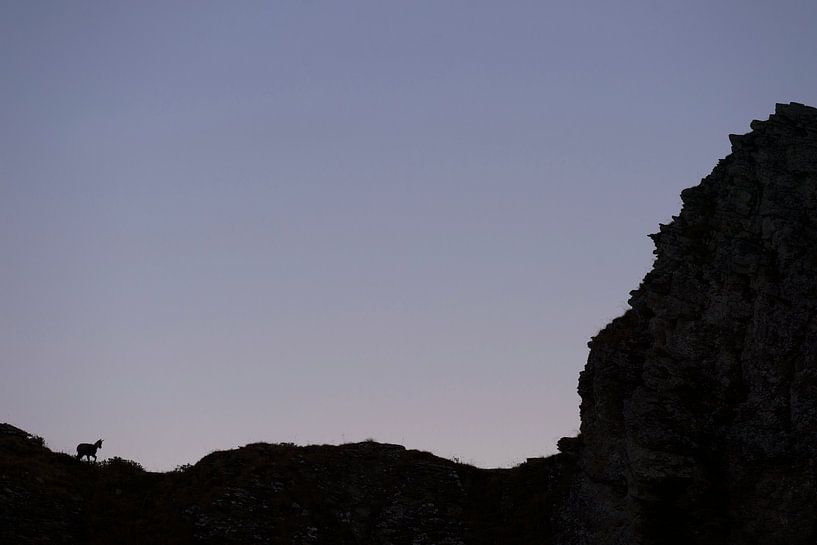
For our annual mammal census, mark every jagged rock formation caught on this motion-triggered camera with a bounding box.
[4,103,817,544]
[573,102,817,544]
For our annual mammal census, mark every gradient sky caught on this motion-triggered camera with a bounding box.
[3,1,817,471]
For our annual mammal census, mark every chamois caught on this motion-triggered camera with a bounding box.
[76,439,103,461]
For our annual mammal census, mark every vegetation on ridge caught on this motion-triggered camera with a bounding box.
[0,422,575,544]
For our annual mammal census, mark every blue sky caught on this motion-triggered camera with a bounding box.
[3,1,817,469]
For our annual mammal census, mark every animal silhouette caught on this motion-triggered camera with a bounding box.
[76,439,103,461]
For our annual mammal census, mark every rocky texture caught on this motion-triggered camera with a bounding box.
[573,102,817,544]
[0,423,574,544]
[5,103,817,544]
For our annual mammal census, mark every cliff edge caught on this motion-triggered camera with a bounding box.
[573,102,817,544]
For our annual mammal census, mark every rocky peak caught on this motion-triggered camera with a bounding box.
[574,102,817,544]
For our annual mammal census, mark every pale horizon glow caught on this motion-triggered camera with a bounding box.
[3,1,817,470]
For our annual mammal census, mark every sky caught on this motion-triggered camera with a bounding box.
[2,1,817,471]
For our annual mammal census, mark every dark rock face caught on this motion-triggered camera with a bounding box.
[574,102,817,544]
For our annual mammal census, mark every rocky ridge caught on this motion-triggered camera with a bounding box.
[0,423,573,544]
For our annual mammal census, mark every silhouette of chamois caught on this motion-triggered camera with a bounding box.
[76,439,103,461]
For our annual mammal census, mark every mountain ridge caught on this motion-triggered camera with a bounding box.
[0,421,574,544]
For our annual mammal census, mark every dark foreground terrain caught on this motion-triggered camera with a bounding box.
[6,103,817,544]
[0,423,575,545]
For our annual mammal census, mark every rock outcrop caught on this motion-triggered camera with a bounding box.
[573,102,817,544]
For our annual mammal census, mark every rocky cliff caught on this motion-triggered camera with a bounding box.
[4,103,817,544]
[573,102,817,544]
